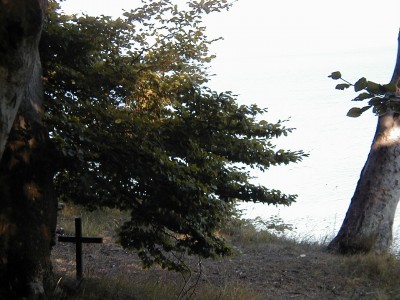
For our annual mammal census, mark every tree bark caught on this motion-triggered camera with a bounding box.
[328,30,400,254]
[0,1,57,299]
[0,0,47,160]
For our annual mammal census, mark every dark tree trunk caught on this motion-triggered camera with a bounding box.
[0,1,57,299]
[0,52,58,300]
[0,0,47,160]
[328,31,400,254]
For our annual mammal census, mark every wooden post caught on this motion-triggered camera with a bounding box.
[58,218,103,279]
[75,218,83,279]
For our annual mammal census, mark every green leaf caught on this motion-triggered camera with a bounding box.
[366,81,381,94]
[353,92,373,101]
[382,83,397,94]
[347,107,362,117]
[368,97,384,106]
[347,106,371,117]
[360,105,372,114]
[328,71,341,80]
[354,77,367,92]
[336,83,350,90]
[373,105,387,116]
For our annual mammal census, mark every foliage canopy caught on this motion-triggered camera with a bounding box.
[42,0,306,271]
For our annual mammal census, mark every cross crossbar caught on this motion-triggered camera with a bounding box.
[58,217,103,279]
[58,236,103,243]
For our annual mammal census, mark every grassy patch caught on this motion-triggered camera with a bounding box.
[343,252,399,280]
[58,203,129,237]
[340,252,400,295]
[54,275,264,300]
[220,215,292,245]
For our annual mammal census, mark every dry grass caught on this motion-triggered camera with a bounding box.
[220,215,290,245]
[339,252,400,297]
[57,204,129,237]
[54,274,264,300]
[54,203,400,300]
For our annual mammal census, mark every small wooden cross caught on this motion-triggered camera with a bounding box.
[58,218,103,279]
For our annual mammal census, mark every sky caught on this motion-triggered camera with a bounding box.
[60,0,400,107]
[60,0,400,52]
[60,0,400,240]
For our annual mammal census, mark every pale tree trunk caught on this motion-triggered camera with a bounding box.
[0,1,58,299]
[328,31,400,254]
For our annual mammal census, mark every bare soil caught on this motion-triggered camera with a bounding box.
[51,234,398,299]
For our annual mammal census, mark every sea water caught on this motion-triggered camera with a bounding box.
[209,45,400,250]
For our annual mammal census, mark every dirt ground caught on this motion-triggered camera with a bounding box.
[51,233,397,300]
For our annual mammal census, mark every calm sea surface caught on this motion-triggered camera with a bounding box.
[209,45,400,249]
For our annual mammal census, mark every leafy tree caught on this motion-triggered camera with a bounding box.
[328,30,400,253]
[42,0,306,271]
